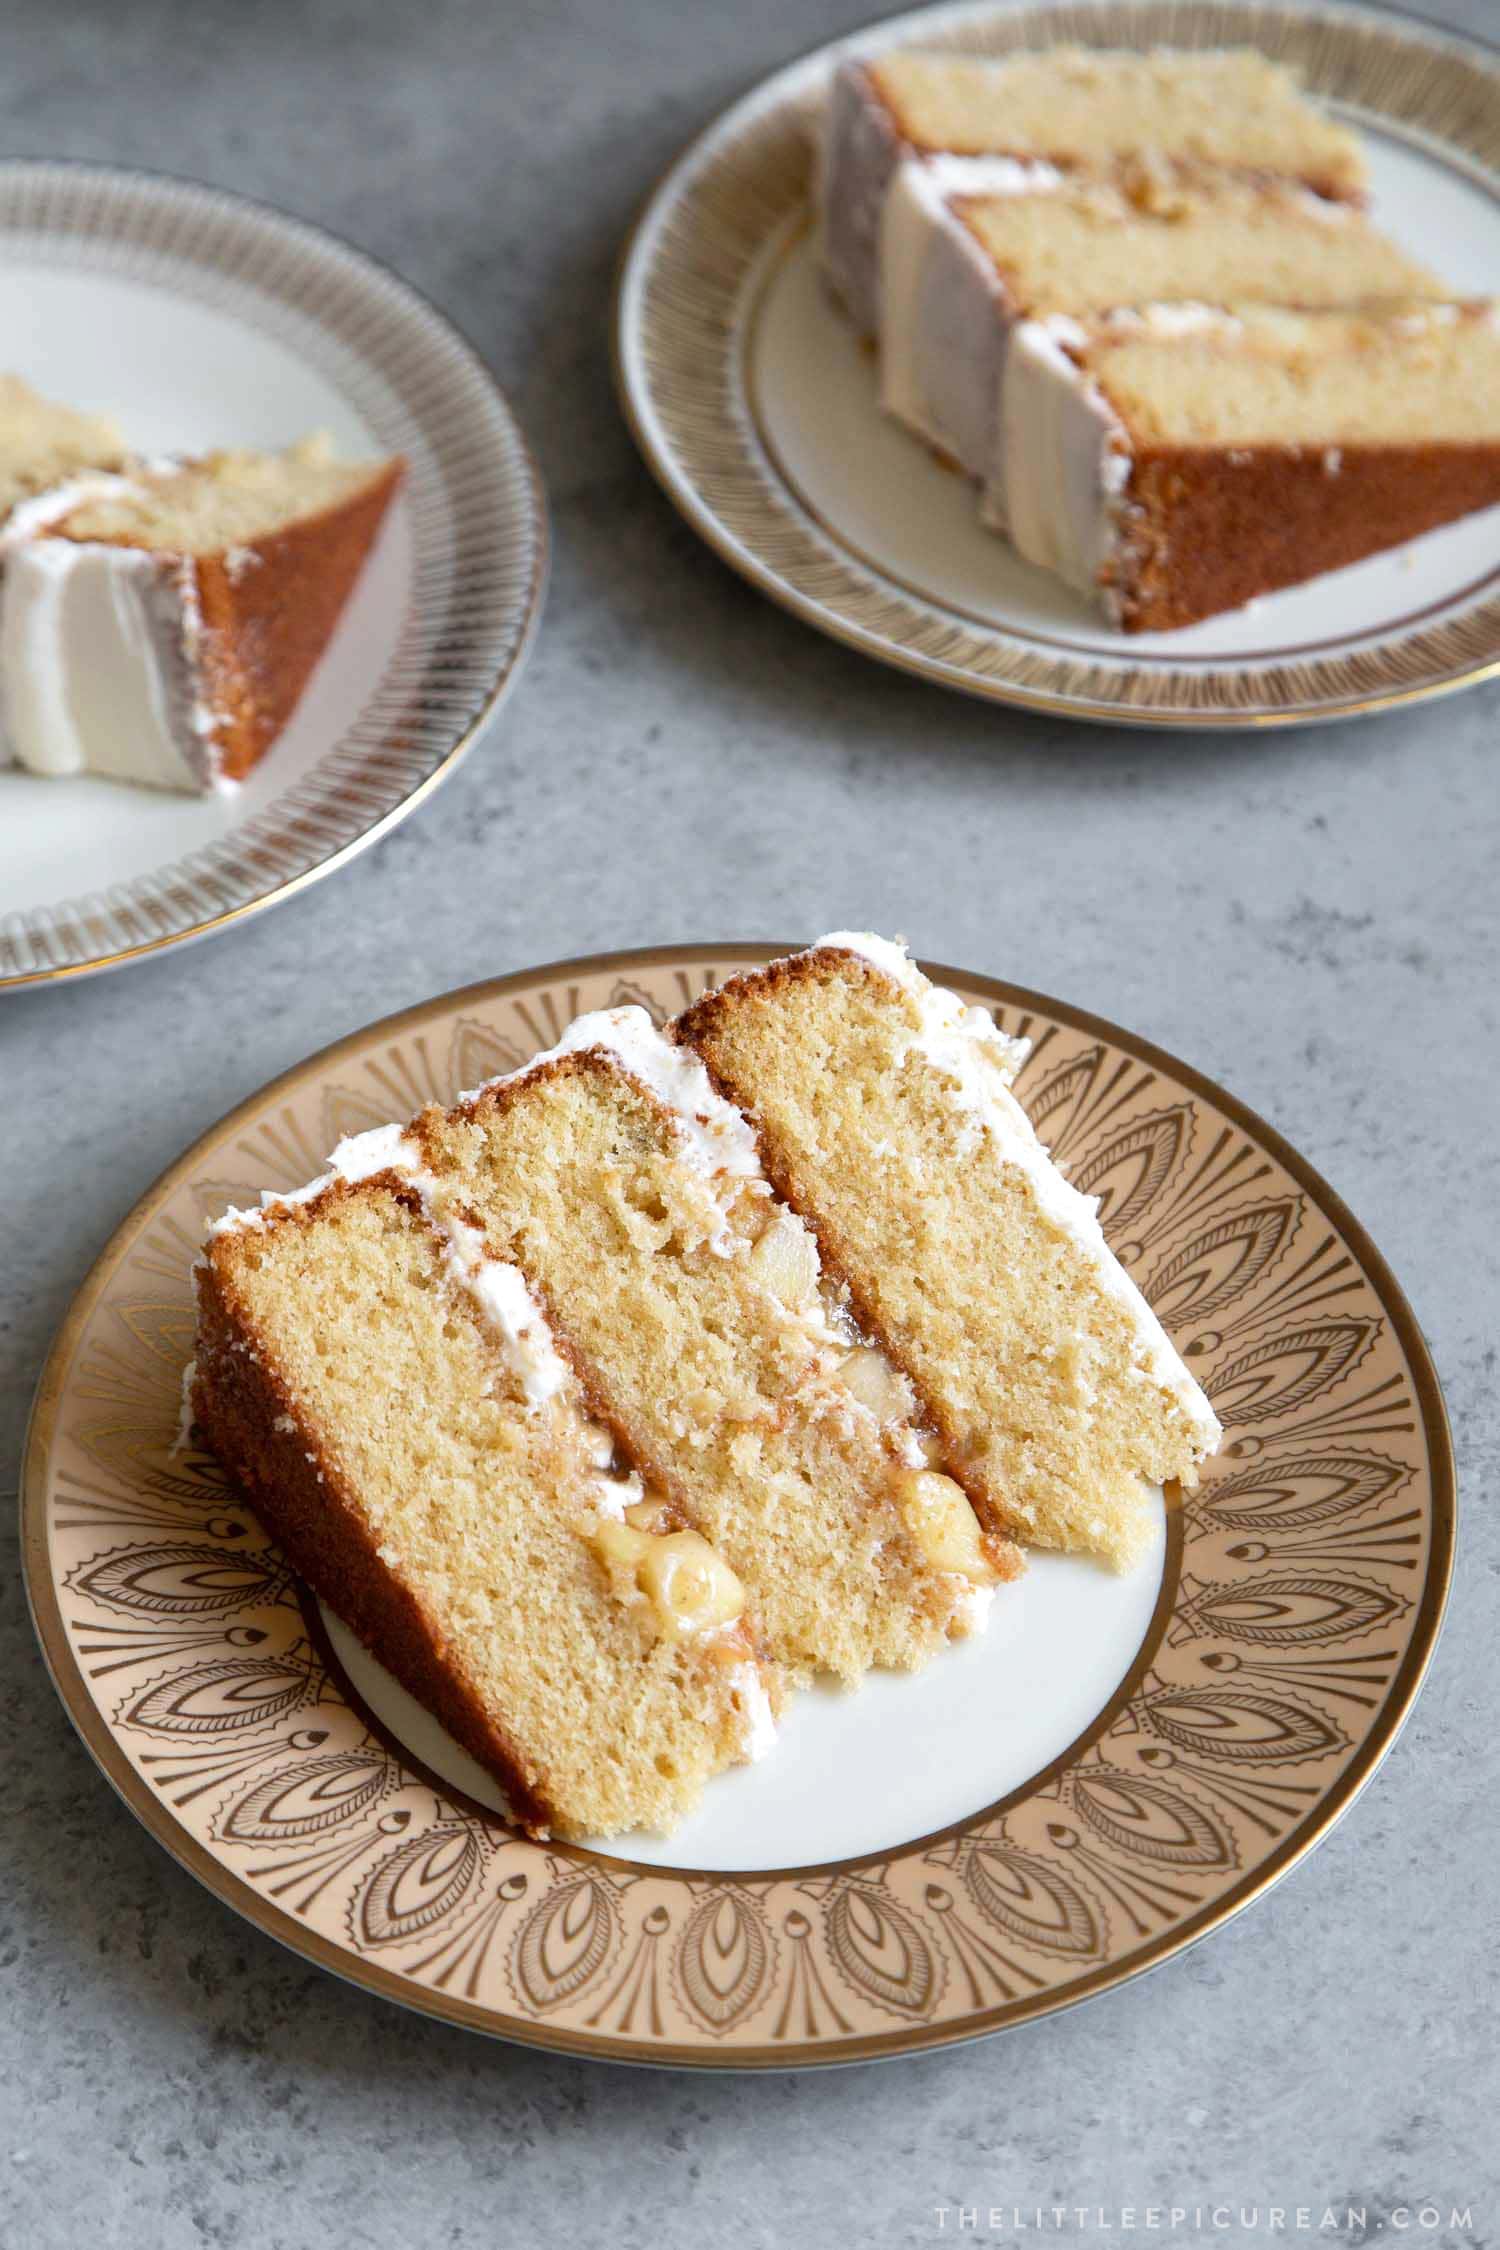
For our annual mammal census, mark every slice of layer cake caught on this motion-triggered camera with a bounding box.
[194,1001,1022,1837]
[880,164,1440,515]
[195,1149,779,1842]
[821,46,1368,335]
[1,436,403,791]
[0,374,125,524]
[408,1009,1020,1686]
[1000,301,1500,629]
[675,936,1222,1570]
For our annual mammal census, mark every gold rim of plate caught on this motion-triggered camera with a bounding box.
[612,0,1500,730]
[22,945,1456,2066]
[0,159,548,990]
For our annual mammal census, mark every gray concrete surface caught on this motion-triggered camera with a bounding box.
[2,0,1496,2243]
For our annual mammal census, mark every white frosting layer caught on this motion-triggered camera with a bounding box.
[2,476,129,546]
[172,1356,197,1455]
[879,157,1061,464]
[1099,302,1242,340]
[998,317,1133,604]
[919,152,1066,198]
[0,472,221,793]
[874,162,938,437]
[730,1664,778,1763]
[815,932,1220,1453]
[820,929,1031,1089]
[998,304,1307,603]
[210,1120,572,1410]
[952,1580,998,1634]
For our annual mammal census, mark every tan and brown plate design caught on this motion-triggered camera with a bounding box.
[23,947,1454,2065]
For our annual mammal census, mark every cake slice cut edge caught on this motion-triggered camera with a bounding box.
[860,47,1367,198]
[819,45,1369,336]
[194,1152,779,1844]
[673,934,1222,1572]
[875,158,1442,525]
[1001,301,1500,630]
[191,994,1028,1839]
[406,1006,1023,1690]
[1,435,404,791]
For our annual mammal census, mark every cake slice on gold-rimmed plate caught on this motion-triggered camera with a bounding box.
[0,157,544,986]
[615,0,1500,723]
[25,941,1453,2060]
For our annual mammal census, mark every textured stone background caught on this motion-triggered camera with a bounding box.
[2,0,1495,2243]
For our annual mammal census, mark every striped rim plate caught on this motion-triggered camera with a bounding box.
[0,161,546,988]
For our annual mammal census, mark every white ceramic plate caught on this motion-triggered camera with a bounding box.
[0,162,546,988]
[616,0,1500,728]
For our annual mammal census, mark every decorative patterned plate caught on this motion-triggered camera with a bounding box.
[22,946,1454,2065]
[0,161,546,988]
[615,0,1500,730]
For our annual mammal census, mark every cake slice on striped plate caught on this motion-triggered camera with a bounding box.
[2,436,403,791]
[674,935,1222,1570]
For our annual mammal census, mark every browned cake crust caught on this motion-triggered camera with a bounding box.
[1113,444,1500,632]
[192,458,404,781]
[192,1176,557,1838]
